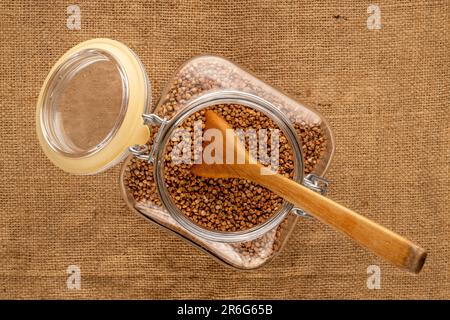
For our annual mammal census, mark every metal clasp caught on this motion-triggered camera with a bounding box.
[129,113,167,164]
[292,173,330,218]
[303,173,329,195]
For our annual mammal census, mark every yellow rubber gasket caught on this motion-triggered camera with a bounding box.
[36,38,150,174]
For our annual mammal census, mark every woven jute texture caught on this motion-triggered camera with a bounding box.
[0,0,448,299]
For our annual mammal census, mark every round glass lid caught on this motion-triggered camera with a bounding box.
[44,49,128,157]
[36,39,150,174]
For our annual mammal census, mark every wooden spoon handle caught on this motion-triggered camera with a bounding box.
[246,167,427,273]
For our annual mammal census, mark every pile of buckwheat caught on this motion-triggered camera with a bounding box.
[124,57,326,263]
[163,103,294,232]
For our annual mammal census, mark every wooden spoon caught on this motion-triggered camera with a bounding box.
[191,110,427,273]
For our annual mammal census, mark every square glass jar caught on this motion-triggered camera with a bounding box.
[36,39,335,270]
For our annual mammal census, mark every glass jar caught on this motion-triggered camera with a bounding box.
[36,38,335,269]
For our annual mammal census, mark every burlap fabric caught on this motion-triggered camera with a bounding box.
[0,1,448,299]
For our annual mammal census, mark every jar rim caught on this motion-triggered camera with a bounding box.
[153,90,305,243]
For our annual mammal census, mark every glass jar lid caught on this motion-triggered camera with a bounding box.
[36,38,150,174]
